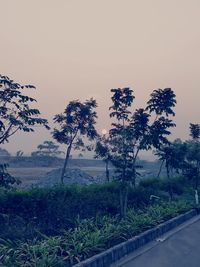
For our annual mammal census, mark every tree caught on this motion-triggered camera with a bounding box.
[0,75,49,144]
[190,123,200,140]
[108,87,176,217]
[0,74,49,188]
[183,124,200,192]
[95,134,112,182]
[52,98,98,184]
[31,140,63,157]
[0,148,11,157]
[184,140,200,190]
[155,139,187,199]
[16,150,24,157]
[146,88,176,117]
[0,164,20,188]
[155,139,186,179]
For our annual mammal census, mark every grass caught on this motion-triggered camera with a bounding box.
[0,199,193,267]
[0,175,195,266]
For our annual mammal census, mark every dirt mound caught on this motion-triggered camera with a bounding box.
[38,168,94,187]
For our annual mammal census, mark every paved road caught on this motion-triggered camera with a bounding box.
[116,217,200,267]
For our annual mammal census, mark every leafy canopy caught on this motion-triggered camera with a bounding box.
[31,140,63,157]
[0,75,49,144]
[53,98,98,148]
[146,88,176,116]
[190,123,200,140]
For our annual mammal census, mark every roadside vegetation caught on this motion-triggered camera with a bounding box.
[0,177,194,267]
[1,75,200,266]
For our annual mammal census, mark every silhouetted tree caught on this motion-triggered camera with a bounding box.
[52,98,98,184]
[16,150,24,157]
[0,148,11,157]
[146,88,176,117]
[0,164,20,188]
[182,124,200,192]
[155,139,186,179]
[31,140,63,157]
[0,75,49,144]
[0,75,49,188]
[190,123,200,140]
[108,87,176,217]
[155,139,187,199]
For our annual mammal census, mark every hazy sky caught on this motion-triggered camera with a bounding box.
[1,0,200,157]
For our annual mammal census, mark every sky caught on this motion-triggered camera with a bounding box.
[1,0,200,158]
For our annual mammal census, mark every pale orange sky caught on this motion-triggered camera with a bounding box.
[1,0,200,157]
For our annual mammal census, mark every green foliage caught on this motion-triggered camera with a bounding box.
[140,176,188,197]
[155,139,187,178]
[31,140,63,157]
[0,199,192,267]
[0,148,11,157]
[146,88,176,116]
[0,176,191,240]
[190,123,200,140]
[0,164,20,188]
[0,75,49,144]
[183,140,200,189]
[108,87,176,216]
[52,98,98,183]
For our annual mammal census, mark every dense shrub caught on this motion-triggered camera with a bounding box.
[0,176,190,239]
[139,176,189,196]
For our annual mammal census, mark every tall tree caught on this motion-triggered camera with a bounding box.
[0,74,49,188]
[108,87,176,217]
[0,75,49,144]
[52,98,98,184]
[108,88,136,216]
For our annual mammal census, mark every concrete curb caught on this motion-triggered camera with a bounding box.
[73,209,198,267]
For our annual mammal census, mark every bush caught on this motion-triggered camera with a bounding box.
[0,176,190,239]
[140,176,188,197]
[0,199,193,267]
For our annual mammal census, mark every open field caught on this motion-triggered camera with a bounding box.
[8,166,108,187]
[7,161,162,187]
[8,167,58,187]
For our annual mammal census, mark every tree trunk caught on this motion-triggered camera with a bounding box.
[123,187,128,217]
[166,162,173,200]
[105,160,110,182]
[195,189,199,205]
[157,160,164,178]
[169,180,173,200]
[166,162,170,179]
[120,184,128,218]
[132,149,140,187]
[131,167,136,187]
[60,145,72,184]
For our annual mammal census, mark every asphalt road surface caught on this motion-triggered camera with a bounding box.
[116,217,200,267]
